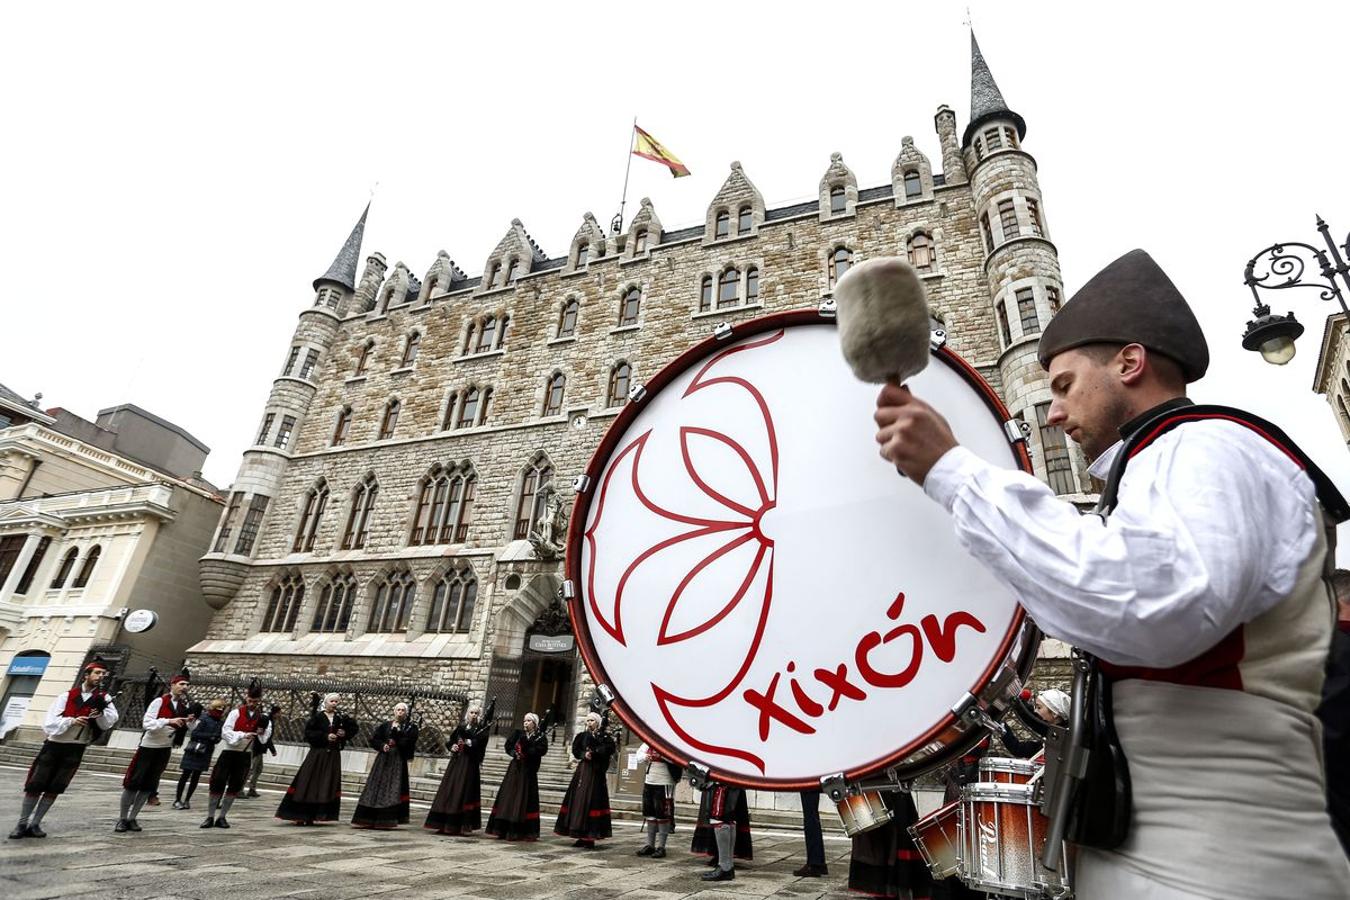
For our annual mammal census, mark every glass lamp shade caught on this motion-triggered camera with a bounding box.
[1259,335,1297,365]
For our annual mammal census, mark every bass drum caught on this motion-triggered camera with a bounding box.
[565,309,1038,790]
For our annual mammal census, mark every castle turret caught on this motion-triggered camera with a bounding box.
[198,205,371,609]
[962,33,1086,497]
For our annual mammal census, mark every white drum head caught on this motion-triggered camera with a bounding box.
[569,314,1029,788]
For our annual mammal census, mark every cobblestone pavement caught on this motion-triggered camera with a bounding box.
[0,765,860,900]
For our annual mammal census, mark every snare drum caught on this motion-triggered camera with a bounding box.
[566,310,1038,789]
[979,756,1038,785]
[908,799,962,878]
[836,789,893,837]
[961,782,1072,899]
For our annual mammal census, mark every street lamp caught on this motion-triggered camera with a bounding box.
[1241,216,1350,365]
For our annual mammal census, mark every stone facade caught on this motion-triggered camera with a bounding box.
[1312,313,1350,444]
[189,35,1074,743]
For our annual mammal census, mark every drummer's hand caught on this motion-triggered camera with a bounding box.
[874,384,958,486]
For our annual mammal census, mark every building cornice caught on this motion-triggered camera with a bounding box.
[1310,312,1346,394]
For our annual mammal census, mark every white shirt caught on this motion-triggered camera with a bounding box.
[922,419,1320,667]
[43,688,119,744]
[219,706,272,752]
[636,743,675,786]
[139,695,198,749]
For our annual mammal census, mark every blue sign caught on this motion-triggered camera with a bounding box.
[7,656,50,677]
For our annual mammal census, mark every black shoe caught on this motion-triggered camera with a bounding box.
[200,818,215,829]
[26,825,46,838]
[701,868,735,881]
[126,820,142,832]
[572,839,587,847]
[244,790,260,799]
[705,855,719,867]
[793,863,828,877]
[214,818,230,829]
[114,820,129,833]
[171,801,184,810]
[651,847,667,859]
[636,845,655,857]
[9,825,27,840]
[146,796,160,806]
[182,801,191,810]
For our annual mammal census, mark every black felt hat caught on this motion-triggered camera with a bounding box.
[1037,249,1209,382]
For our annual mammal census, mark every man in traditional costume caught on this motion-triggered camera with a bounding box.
[875,248,1350,897]
[9,658,119,839]
[485,711,548,841]
[633,741,681,859]
[277,692,357,825]
[201,678,271,829]
[691,781,752,881]
[425,702,491,835]
[242,703,281,799]
[116,669,194,832]
[554,711,615,849]
[351,701,418,829]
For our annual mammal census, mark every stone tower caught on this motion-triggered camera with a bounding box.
[962,33,1084,495]
[198,205,371,609]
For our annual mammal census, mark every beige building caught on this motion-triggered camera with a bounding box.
[189,35,1081,734]
[1312,312,1350,444]
[0,388,223,737]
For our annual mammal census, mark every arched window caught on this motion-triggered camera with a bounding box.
[714,210,730,239]
[903,170,922,199]
[292,480,330,553]
[378,398,400,440]
[477,316,498,353]
[312,572,357,633]
[72,545,100,589]
[441,393,458,431]
[498,315,512,350]
[746,267,759,302]
[445,471,476,542]
[699,276,714,313]
[619,288,641,327]
[575,242,589,268]
[485,262,500,289]
[424,277,439,301]
[332,406,352,446]
[354,340,374,376]
[399,331,421,367]
[411,466,447,546]
[368,569,415,634]
[829,247,852,287]
[542,373,566,417]
[261,572,304,632]
[463,321,478,355]
[908,233,934,273]
[608,362,632,408]
[410,465,477,546]
[830,185,847,214]
[50,547,78,589]
[14,537,50,595]
[427,567,477,634]
[341,475,378,550]
[458,388,480,429]
[719,267,740,306]
[738,205,753,234]
[514,457,554,539]
[558,300,579,338]
[633,229,649,254]
[479,388,493,426]
[505,258,520,283]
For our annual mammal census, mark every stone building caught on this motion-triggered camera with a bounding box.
[0,389,223,737]
[1312,312,1350,445]
[189,34,1081,735]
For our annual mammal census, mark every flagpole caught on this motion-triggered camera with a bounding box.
[614,116,636,235]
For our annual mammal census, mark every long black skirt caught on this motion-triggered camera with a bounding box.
[553,759,612,840]
[424,752,482,834]
[122,746,173,792]
[351,750,409,828]
[23,742,87,796]
[690,788,752,860]
[485,757,540,841]
[276,746,343,822]
[847,792,933,899]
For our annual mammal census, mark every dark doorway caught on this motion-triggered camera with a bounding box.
[518,654,573,728]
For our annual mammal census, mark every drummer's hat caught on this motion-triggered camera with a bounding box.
[1037,249,1209,383]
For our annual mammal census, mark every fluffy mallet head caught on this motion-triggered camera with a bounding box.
[833,257,931,384]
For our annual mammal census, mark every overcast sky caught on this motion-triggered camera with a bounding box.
[4,1,1350,543]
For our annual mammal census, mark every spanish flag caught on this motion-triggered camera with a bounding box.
[633,125,691,178]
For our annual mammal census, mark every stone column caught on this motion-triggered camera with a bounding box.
[0,533,41,601]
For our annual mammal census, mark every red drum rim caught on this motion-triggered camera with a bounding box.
[564,308,1034,790]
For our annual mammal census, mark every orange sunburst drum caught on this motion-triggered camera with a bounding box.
[564,310,1038,790]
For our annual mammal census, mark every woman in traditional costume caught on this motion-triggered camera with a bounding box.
[485,712,548,841]
[276,693,357,825]
[351,702,418,829]
[425,703,491,835]
[553,712,615,849]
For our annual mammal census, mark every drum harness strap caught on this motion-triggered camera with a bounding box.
[1039,403,1348,871]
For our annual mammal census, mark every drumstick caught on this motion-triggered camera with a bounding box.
[833,257,931,386]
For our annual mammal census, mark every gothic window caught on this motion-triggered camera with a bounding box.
[607,362,632,408]
[424,277,439,300]
[410,465,476,545]
[738,206,753,234]
[904,170,922,199]
[342,475,378,550]
[234,496,270,555]
[996,300,1012,347]
[14,537,50,595]
[980,212,994,254]
[1002,125,1018,149]
[70,545,101,589]
[354,340,373,376]
[619,287,641,327]
[830,185,847,214]
[714,210,730,239]
[699,275,714,313]
[312,572,357,633]
[485,262,500,289]
[908,233,934,273]
[427,567,477,634]
[542,373,566,417]
[368,569,415,634]
[984,127,1004,151]
[498,315,512,350]
[1047,286,1061,314]
[332,406,352,446]
[298,348,320,380]
[479,388,493,426]
[575,242,589,268]
[506,258,520,283]
[719,267,741,306]
[558,299,579,338]
[458,388,480,429]
[829,247,852,288]
[283,346,300,376]
[477,316,498,353]
[1016,288,1039,335]
[633,229,649,254]
[448,472,476,542]
[1036,402,1075,495]
[293,480,329,553]
[256,413,275,446]
[1026,198,1043,237]
[378,399,400,440]
[261,572,304,632]
[514,457,554,540]
[50,547,79,589]
[440,394,458,432]
[400,331,421,367]
[214,493,242,553]
[745,266,759,302]
[274,415,296,450]
[997,199,1018,243]
[463,321,478,354]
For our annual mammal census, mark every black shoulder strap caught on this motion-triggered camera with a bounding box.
[1094,403,1349,523]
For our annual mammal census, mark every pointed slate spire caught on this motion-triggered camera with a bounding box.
[313,203,369,291]
[963,31,1026,148]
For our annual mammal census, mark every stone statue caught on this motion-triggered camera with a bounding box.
[528,485,569,561]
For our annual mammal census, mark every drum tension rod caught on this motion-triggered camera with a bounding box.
[820,772,849,803]
[929,328,948,350]
[818,297,838,318]
[713,322,734,341]
[572,474,592,493]
[687,761,711,790]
